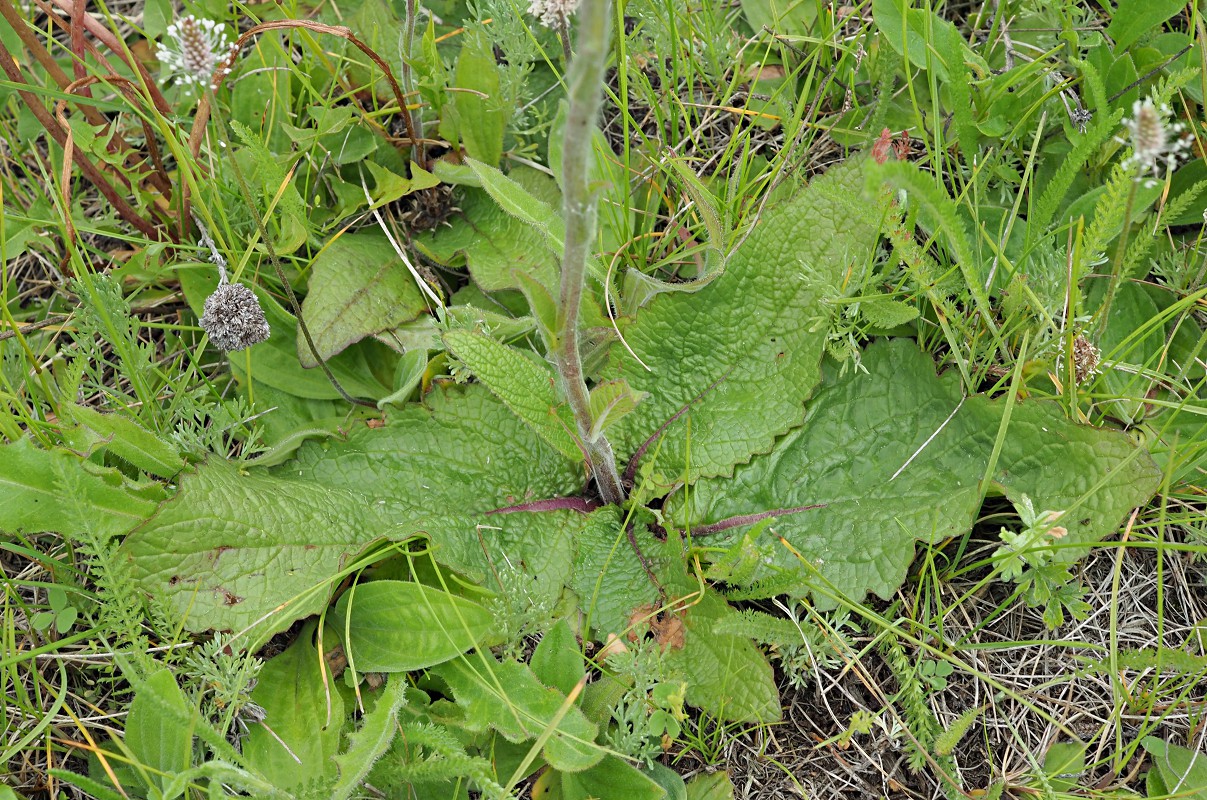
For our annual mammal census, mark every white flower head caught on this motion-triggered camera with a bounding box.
[528,0,580,29]
[157,15,236,91]
[1121,97,1189,185]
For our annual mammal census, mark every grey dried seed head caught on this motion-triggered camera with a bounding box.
[201,282,270,351]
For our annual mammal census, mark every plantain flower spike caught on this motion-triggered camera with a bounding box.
[528,0,580,29]
[157,15,236,91]
[1121,97,1189,186]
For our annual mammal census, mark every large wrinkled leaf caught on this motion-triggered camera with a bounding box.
[436,656,602,772]
[123,459,416,645]
[286,383,580,514]
[283,384,585,607]
[663,585,781,724]
[673,340,1162,606]
[571,519,660,637]
[443,329,580,460]
[414,167,561,292]
[243,633,343,790]
[299,229,428,367]
[601,157,884,487]
[0,438,160,538]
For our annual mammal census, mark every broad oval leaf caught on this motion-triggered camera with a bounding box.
[299,229,428,367]
[243,632,343,790]
[123,459,419,646]
[333,580,493,672]
[283,385,586,612]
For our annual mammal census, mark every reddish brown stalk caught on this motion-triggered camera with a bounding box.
[44,0,172,116]
[58,77,174,207]
[35,0,129,87]
[622,366,735,486]
[5,0,175,203]
[487,497,602,515]
[0,0,105,126]
[0,39,165,242]
[684,504,826,537]
[70,0,89,98]
[187,20,417,163]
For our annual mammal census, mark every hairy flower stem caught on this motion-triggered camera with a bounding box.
[399,0,424,165]
[555,0,624,505]
[1096,178,1139,338]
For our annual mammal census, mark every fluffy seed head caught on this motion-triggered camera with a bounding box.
[201,283,270,351]
[528,0,580,28]
[157,15,234,90]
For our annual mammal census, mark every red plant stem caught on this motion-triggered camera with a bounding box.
[0,0,103,126]
[44,0,172,116]
[70,0,90,98]
[487,497,602,515]
[0,38,165,242]
[686,505,826,537]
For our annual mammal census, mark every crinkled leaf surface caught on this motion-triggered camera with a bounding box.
[571,520,660,638]
[663,581,781,724]
[299,229,427,367]
[436,656,602,772]
[414,167,561,292]
[123,459,416,646]
[601,158,884,487]
[443,329,581,461]
[673,340,1162,606]
[285,383,580,512]
[282,384,585,607]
